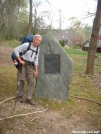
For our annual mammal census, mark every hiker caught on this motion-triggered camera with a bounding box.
[14,34,42,105]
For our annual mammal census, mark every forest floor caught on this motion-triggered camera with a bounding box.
[0,46,101,134]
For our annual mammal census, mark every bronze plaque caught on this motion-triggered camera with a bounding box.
[44,54,60,74]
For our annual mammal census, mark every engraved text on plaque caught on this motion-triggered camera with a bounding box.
[44,54,60,74]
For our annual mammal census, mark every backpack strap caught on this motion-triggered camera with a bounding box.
[20,42,31,56]
[20,42,38,59]
[30,46,38,58]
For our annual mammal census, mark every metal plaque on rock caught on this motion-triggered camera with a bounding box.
[44,54,60,74]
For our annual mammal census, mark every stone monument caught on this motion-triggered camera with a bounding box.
[35,32,73,101]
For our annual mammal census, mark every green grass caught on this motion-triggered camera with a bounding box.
[63,47,101,103]
[0,40,20,48]
[64,47,88,56]
[64,47,101,74]
[6,40,20,48]
[0,66,17,97]
[64,47,101,57]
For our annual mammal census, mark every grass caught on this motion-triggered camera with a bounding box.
[0,66,17,97]
[0,40,20,48]
[6,40,20,48]
[64,47,88,56]
[0,41,101,131]
[64,47,101,57]
[64,47,101,73]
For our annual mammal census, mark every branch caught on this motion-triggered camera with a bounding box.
[0,96,15,105]
[81,14,95,19]
[0,111,45,121]
[87,111,101,116]
[69,94,101,105]
[65,107,81,118]
[87,11,96,15]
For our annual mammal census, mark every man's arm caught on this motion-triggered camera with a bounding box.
[34,65,38,77]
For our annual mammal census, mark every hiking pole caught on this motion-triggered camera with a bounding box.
[14,64,21,110]
[14,74,20,110]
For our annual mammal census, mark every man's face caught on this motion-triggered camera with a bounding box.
[33,37,42,47]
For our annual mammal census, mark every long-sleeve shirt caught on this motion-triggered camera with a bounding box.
[14,42,40,66]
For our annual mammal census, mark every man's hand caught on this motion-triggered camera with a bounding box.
[34,71,38,78]
[17,56,25,65]
[20,60,25,65]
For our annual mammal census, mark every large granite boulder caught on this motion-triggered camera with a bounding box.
[35,32,73,101]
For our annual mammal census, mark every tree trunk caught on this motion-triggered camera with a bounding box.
[85,0,101,76]
[27,0,32,35]
[34,7,37,34]
[0,0,4,24]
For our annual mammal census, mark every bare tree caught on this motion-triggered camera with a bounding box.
[67,17,81,48]
[32,1,50,33]
[32,1,42,34]
[85,0,101,76]
[27,0,32,34]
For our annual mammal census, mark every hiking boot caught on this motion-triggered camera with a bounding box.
[25,99,35,105]
[17,96,24,103]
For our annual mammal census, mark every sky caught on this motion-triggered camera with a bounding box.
[35,0,97,29]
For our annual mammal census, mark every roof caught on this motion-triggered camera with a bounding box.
[83,42,89,47]
[83,40,101,48]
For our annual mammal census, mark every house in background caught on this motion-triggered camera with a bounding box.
[82,40,89,51]
[82,40,101,53]
[97,40,101,53]
[82,31,101,53]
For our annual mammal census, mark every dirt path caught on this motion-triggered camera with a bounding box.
[0,101,74,134]
[0,46,13,66]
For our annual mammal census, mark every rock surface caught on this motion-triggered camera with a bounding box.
[35,32,73,101]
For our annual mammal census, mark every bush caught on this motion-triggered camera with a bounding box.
[59,40,65,47]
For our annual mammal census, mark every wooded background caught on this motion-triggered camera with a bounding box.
[0,0,101,75]
[0,0,93,41]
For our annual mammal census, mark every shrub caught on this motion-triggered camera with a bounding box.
[59,40,65,47]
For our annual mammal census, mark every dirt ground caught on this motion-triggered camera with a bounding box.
[0,46,13,66]
[0,46,101,134]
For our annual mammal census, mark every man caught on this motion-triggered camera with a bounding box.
[14,34,42,105]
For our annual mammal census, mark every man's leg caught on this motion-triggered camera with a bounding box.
[25,73,35,105]
[24,62,35,105]
[17,80,24,97]
[16,65,25,102]
[26,73,34,100]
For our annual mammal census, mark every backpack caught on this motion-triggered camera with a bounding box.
[11,35,38,69]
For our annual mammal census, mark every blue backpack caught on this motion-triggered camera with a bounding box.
[11,35,38,69]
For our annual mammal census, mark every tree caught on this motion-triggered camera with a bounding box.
[33,1,42,34]
[67,17,81,48]
[0,0,50,39]
[27,0,32,34]
[85,0,101,76]
[32,1,50,34]
[83,24,92,41]
[0,0,27,40]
